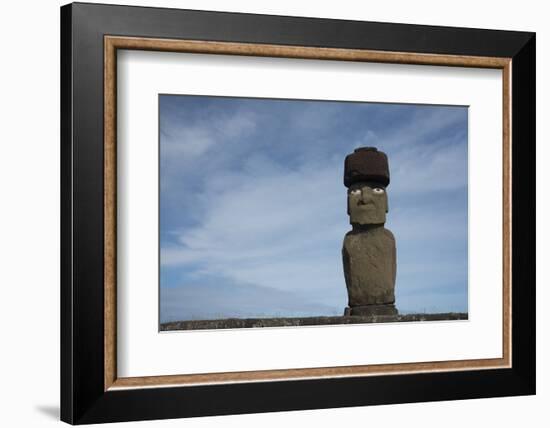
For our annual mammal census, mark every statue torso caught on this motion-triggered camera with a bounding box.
[342,226,396,306]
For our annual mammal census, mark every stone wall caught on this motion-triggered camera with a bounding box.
[160,312,467,331]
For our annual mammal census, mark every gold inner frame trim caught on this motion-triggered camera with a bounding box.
[104,35,512,391]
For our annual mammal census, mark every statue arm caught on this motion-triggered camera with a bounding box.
[392,233,397,287]
[384,228,397,287]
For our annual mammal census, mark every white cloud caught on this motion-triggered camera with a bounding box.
[160,109,259,172]
[389,134,467,195]
[161,126,214,158]
[160,99,469,319]
[161,281,341,322]
[162,156,349,303]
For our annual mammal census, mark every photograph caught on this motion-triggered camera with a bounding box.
[56,2,536,424]
[159,94,469,331]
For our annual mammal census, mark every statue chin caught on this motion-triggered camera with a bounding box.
[349,215,386,226]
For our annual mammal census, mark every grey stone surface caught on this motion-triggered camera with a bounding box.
[343,225,396,306]
[347,182,388,225]
[345,303,397,316]
[160,313,468,331]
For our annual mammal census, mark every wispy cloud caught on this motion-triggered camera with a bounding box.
[161,280,341,322]
[159,95,468,322]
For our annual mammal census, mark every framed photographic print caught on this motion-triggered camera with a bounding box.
[60,2,535,424]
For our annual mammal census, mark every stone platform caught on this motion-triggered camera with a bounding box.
[160,312,468,331]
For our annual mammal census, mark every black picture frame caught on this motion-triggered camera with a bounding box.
[61,2,535,424]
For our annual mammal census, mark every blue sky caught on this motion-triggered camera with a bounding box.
[159,95,468,323]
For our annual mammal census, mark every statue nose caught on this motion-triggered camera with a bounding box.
[358,190,373,205]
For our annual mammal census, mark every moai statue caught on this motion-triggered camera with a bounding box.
[342,147,397,316]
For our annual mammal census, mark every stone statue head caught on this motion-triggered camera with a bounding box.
[344,147,390,226]
[347,181,388,225]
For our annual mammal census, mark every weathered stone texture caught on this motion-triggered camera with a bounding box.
[160,313,468,331]
[342,147,397,314]
[345,303,397,316]
[343,226,396,307]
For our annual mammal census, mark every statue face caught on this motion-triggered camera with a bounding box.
[347,182,388,225]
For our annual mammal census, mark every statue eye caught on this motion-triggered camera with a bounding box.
[350,189,361,196]
[373,188,385,194]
